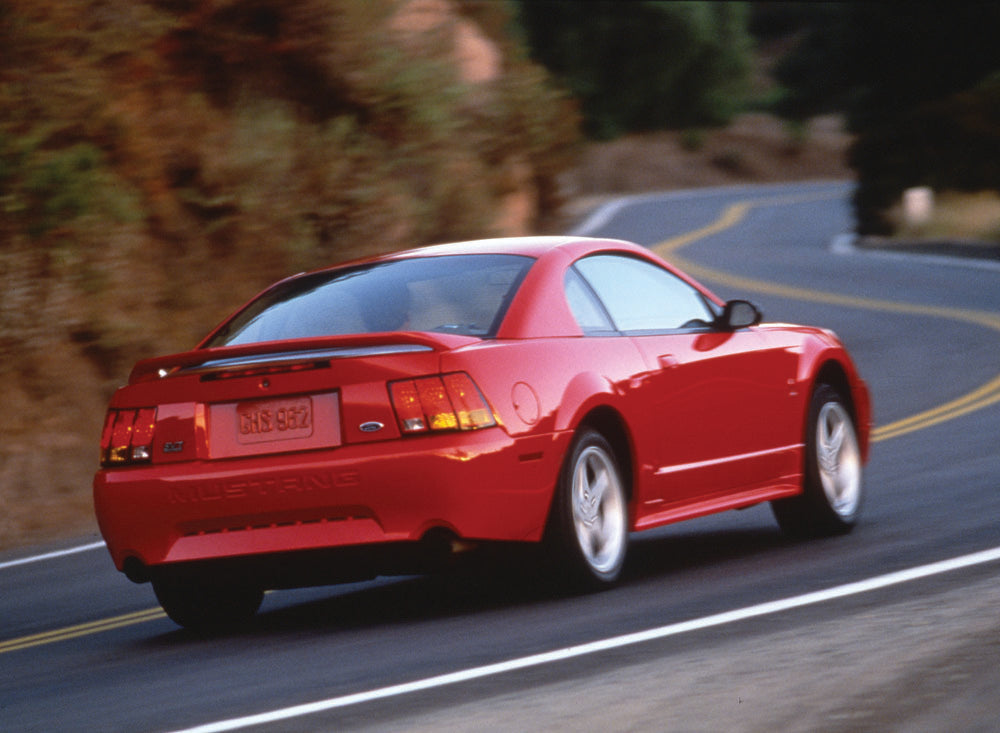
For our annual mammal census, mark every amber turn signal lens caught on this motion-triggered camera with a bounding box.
[441,373,495,430]
[389,373,495,434]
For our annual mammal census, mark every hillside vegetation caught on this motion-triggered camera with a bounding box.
[0,0,578,548]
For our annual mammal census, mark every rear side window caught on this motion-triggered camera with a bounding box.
[574,254,714,333]
[207,255,534,347]
[564,268,616,335]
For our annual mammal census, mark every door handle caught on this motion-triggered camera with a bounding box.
[658,354,679,368]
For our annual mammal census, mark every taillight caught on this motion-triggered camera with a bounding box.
[389,373,496,435]
[100,407,157,467]
[389,380,427,432]
[131,408,157,460]
[416,378,459,431]
[442,373,495,430]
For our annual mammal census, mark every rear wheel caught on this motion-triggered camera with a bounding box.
[772,384,863,537]
[546,429,628,588]
[152,572,264,631]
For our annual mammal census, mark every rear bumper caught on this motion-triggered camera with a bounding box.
[94,428,568,574]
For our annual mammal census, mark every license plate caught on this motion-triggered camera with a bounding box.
[235,397,313,444]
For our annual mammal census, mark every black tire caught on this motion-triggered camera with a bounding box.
[152,572,264,631]
[545,429,629,588]
[772,384,863,538]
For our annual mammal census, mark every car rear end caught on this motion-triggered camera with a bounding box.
[93,251,554,587]
[94,332,560,585]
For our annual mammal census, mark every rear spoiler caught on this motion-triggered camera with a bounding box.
[128,331,480,384]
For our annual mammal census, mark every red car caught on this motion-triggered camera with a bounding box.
[94,236,870,629]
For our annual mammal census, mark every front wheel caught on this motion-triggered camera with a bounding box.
[546,429,629,588]
[772,384,863,538]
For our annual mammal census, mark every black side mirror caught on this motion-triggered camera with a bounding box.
[719,299,762,330]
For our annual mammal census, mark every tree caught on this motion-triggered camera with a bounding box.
[514,1,751,139]
[771,4,1000,233]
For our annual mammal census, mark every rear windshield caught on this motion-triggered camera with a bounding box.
[205,254,534,347]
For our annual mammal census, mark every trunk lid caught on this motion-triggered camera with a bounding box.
[104,332,480,465]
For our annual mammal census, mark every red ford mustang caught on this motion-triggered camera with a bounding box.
[94,236,870,629]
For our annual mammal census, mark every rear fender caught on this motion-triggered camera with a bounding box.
[553,371,619,434]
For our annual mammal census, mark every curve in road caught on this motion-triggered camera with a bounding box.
[642,190,1000,442]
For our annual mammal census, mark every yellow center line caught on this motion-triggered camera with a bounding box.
[5,189,998,657]
[653,196,1000,443]
[0,608,166,654]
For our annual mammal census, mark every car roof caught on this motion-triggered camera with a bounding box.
[390,236,619,259]
[326,236,649,267]
[193,235,725,350]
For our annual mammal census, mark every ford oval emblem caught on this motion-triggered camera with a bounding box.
[359,421,384,433]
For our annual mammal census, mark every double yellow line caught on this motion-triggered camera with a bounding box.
[0,608,165,654]
[654,194,1000,443]
[3,189,997,657]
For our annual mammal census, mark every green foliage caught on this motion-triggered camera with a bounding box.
[782,119,809,156]
[767,4,853,121]
[514,0,752,139]
[0,132,140,241]
[767,4,1000,233]
[680,128,706,152]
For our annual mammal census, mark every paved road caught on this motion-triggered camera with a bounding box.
[3,181,999,732]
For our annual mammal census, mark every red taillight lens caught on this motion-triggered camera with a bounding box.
[389,381,427,433]
[389,373,496,435]
[99,411,117,457]
[131,407,157,461]
[109,410,136,464]
[100,407,157,467]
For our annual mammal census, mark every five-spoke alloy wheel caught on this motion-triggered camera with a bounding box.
[772,383,864,537]
[548,429,629,587]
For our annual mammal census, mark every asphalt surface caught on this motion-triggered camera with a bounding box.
[3,181,999,732]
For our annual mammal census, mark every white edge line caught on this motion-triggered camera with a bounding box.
[0,541,106,571]
[168,545,1000,733]
[831,231,1000,273]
